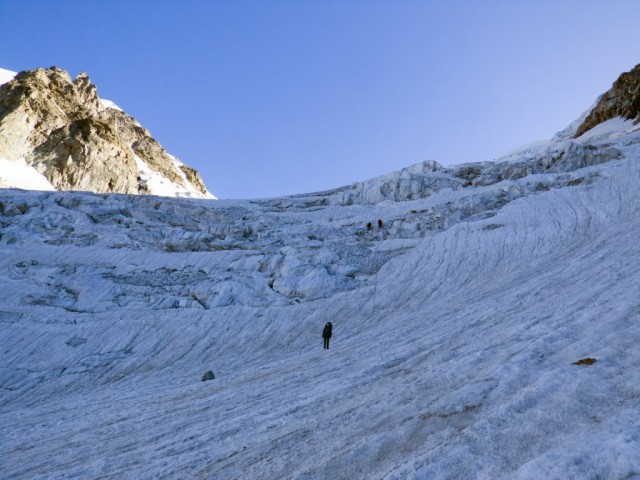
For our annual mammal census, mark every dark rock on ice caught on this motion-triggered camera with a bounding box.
[65,336,87,347]
[572,357,597,366]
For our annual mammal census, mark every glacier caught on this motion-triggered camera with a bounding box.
[1,116,640,478]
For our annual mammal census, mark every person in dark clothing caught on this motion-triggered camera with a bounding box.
[377,219,384,228]
[322,322,332,349]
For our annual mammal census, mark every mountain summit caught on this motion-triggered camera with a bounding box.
[0,67,215,198]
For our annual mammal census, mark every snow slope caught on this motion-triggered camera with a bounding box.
[0,67,16,85]
[1,119,640,479]
[0,158,55,191]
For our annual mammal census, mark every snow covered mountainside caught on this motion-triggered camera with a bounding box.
[0,67,215,199]
[2,66,640,479]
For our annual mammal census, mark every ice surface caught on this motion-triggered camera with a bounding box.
[1,115,640,478]
[0,158,55,191]
[133,154,217,200]
[99,98,122,111]
[0,67,16,86]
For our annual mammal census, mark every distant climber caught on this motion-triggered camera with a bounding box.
[367,222,372,231]
[377,219,384,228]
[322,322,333,349]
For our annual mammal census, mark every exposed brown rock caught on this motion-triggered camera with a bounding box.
[572,357,597,366]
[179,164,209,196]
[0,66,212,197]
[574,64,640,138]
[132,136,185,186]
[32,117,140,194]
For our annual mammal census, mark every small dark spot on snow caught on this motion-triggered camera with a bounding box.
[483,223,504,230]
[66,336,87,347]
[572,357,597,366]
[567,178,583,187]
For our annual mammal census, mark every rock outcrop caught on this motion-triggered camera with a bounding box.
[574,63,640,138]
[0,67,214,198]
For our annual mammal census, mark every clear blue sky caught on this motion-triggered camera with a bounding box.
[1,1,639,199]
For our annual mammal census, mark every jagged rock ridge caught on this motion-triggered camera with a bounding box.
[574,63,640,138]
[0,67,214,198]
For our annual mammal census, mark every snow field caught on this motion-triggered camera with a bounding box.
[1,123,640,478]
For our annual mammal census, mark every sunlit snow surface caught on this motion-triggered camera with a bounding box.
[0,67,16,85]
[0,158,55,191]
[1,120,640,479]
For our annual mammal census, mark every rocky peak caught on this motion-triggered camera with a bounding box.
[574,63,640,138]
[72,71,102,111]
[5,67,100,123]
[0,66,214,198]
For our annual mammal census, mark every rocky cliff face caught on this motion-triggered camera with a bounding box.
[0,67,214,198]
[574,63,640,138]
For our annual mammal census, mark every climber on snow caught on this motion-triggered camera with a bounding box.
[322,322,333,350]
